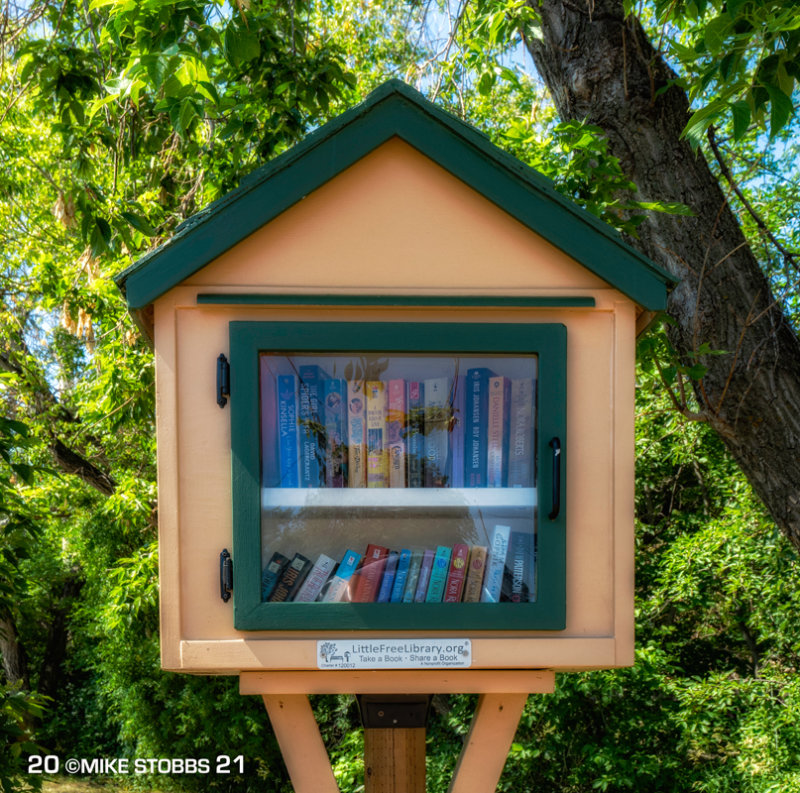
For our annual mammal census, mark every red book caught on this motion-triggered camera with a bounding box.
[443,544,470,602]
[351,544,389,602]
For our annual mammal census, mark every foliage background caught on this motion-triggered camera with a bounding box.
[1,0,799,791]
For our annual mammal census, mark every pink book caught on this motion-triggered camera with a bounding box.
[443,544,470,602]
[387,379,407,488]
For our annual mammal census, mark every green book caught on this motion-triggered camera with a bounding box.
[425,545,452,602]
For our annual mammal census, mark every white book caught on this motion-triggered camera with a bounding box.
[481,524,511,603]
[293,554,336,602]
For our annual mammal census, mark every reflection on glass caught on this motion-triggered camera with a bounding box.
[259,353,538,605]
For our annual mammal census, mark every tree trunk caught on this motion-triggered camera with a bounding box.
[0,615,30,689]
[525,0,800,550]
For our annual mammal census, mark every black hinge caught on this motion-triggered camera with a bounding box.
[216,354,230,408]
[219,549,233,602]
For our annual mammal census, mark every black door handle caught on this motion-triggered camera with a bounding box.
[548,437,561,520]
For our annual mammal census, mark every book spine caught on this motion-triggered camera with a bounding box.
[298,365,327,488]
[347,380,367,488]
[508,378,535,488]
[387,379,407,488]
[449,376,466,488]
[293,554,336,603]
[352,544,389,602]
[376,551,399,603]
[443,543,470,603]
[465,368,493,487]
[406,382,425,488]
[323,378,347,488]
[503,531,535,603]
[269,553,312,602]
[390,549,413,602]
[261,552,290,601]
[425,545,452,602]
[424,377,450,487]
[401,551,423,603]
[260,359,280,488]
[481,525,511,603]
[366,381,388,487]
[277,375,300,487]
[413,549,435,602]
[462,546,488,602]
[487,376,511,487]
[321,549,362,602]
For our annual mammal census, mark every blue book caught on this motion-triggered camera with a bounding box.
[376,551,400,603]
[413,549,435,602]
[277,375,300,487]
[481,525,511,603]
[402,551,424,603]
[321,549,362,602]
[298,365,329,488]
[323,378,347,488]
[390,549,413,602]
[406,382,425,488]
[425,546,452,602]
[465,367,495,487]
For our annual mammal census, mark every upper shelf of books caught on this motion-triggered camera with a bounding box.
[261,486,537,510]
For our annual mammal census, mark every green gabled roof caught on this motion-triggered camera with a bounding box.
[115,79,674,311]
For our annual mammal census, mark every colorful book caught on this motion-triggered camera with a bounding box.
[323,378,347,488]
[269,553,312,602]
[424,377,450,487]
[321,549,363,602]
[294,553,337,603]
[425,545,452,602]
[390,549,413,602]
[261,360,280,488]
[366,381,388,487]
[443,543,470,603]
[298,365,328,488]
[465,368,495,487]
[277,375,300,487]
[502,530,535,603]
[261,551,290,600]
[462,546,488,602]
[449,376,466,488]
[406,381,425,488]
[481,525,511,603]
[347,380,367,488]
[387,379,407,488]
[376,551,400,603]
[508,378,535,488]
[351,544,389,602]
[413,549,435,602]
[402,551,424,603]
[487,376,511,487]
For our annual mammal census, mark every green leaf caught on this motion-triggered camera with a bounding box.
[764,83,794,137]
[730,100,751,140]
[703,16,730,56]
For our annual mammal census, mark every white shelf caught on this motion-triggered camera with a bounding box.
[261,487,536,510]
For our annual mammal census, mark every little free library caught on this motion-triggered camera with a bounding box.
[115,79,673,792]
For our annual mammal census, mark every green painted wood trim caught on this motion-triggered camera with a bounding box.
[117,81,674,313]
[229,320,566,633]
[197,293,595,308]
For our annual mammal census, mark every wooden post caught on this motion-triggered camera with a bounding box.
[364,727,427,793]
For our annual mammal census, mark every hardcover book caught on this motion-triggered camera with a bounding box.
[321,549,362,603]
[293,553,337,603]
[366,381,388,487]
[414,549,435,602]
[401,550,424,603]
[487,376,511,487]
[261,551,290,601]
[425,545,453,602]
[443,543,470,603]
[376,550,400,603]
[323,378,347,488]
[387,379,407,488]
[424,377,450,487]
[347,380,367,488]
[269,553,312,602]
[351,544,389,602]
[298,365,328,488]
[390,549,413,602]
[481,525,511,603]
[502,530,535,603]
[465,368,495,487]
[406,381,425,488]
[277,374,300,487]
[462,545,488,603]
[508,378,535,488]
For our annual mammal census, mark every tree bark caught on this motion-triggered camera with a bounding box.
[525,0,800,550]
